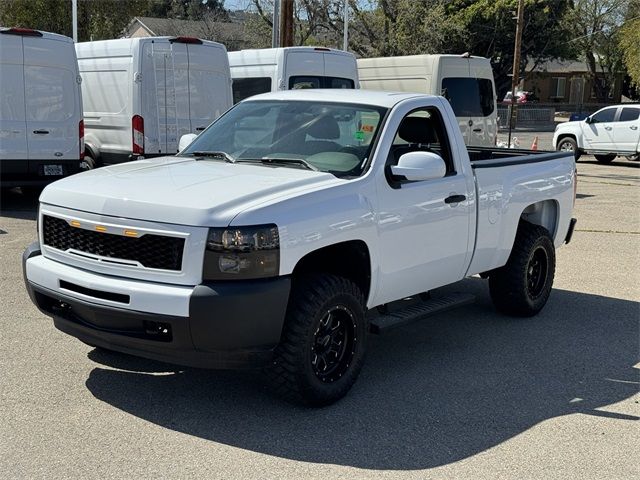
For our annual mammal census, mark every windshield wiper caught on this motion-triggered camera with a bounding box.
[188,151,236,163]
[237,157,318,171]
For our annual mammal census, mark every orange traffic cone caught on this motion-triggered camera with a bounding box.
[531,136,539,151]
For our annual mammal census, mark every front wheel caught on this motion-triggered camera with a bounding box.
[595,154,616,164]
[489,222,555,317]
[268,274,367,406]
[556,137,581,161]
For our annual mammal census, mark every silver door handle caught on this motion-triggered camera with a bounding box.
[631,126,638,130]
[604,126,612,131]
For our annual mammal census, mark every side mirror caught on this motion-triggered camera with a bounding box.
[390,151,446,182]
[178,133,198,152]
[584,116,592,124]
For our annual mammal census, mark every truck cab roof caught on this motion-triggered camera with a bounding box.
[243,88,432,108]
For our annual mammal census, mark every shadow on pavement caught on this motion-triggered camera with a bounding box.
[0,188,39,220]
[85,278,639,470]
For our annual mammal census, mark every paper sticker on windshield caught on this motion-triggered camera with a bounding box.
[361,124,374,132]
[354,131,365,141]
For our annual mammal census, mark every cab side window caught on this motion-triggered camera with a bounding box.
[590,108,616,124]
[620,108,640,122]
[388,108,455,174]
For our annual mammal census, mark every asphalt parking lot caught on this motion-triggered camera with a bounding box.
[1,152,638,479]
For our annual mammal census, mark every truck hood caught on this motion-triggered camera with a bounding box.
[40,156,341,226]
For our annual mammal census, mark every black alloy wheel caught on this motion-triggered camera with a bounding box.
[311,305,357,383]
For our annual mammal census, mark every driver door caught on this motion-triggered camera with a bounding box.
[582,107,617,150]
[374,106,473,305]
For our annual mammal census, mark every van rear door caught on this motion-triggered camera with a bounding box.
[185,41,231,136]
[0,33,28,165]
[141,40,185,155]
[141,39,231,155]
[23,35,80,166]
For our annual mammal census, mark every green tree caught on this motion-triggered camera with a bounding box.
[568,0,629,102]
[0,0,149,41]
[618,2,640,89]
[445,0,577,97]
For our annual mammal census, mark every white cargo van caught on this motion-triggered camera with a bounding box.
[75,37,232,167]
[0,27,83,189]
[228,47,359,103]
[357,54,497,147]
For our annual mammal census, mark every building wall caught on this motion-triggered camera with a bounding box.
[523,72,623,104]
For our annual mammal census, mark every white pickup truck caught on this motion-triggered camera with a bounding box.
[23,90,577,406]
[554,104,640,163]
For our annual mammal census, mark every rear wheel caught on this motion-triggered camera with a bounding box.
[489,222,555,317]
[595,154,616,164]
[268,274,367,406]
[556,137,581,161]
[80,152,97,171]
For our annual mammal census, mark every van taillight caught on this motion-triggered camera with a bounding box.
[169,36,202,44]
[0,27,43,37]
[132,115,144,155]
[79,120,85,161]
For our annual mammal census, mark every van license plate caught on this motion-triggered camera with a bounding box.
[44,165,63,176]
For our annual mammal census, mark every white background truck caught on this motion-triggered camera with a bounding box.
[228,47,358,104]
[554,104,640,163]
[23,90,576,406]
[0,27,84,191]
[75,36,232,168]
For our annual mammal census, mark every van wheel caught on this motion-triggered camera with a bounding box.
[268,274,367,406]
[556,137,581,161]
[80,153,97,171]
[595,154,616,164]
[489,222,555,317]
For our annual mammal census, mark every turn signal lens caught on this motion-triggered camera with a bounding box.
[70,220,81,228]
[123,230,138,237]
[95,225,107,232]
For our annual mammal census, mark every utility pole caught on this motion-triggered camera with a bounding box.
[507,0,525,148]
[343,0,349,51]
[271,0,280,48]
[279,0,294,48]
[72,0,78,42]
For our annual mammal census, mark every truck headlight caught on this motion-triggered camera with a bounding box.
[203,224,279,280]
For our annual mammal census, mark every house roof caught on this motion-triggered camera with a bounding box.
[527,59,624,74]
[126,16,246,47]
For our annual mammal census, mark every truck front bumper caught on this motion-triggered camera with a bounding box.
[23,242,290,369]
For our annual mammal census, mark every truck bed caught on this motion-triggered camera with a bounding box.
[468,147,571,169]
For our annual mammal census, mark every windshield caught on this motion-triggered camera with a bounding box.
[181,100,387,178]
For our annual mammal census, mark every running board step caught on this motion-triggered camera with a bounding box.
[369,292,476,334]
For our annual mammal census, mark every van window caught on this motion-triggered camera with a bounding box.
[442,77,494,117]
[232,77,272,103]
[80,70,129,114]
[25,66,75,121]
[289,76,355,89]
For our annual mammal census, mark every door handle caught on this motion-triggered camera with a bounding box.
[33,130,49,135]
[195,127,206,131]
[445,194,466,204]
[631,126,638,130]
[472,128,482,132]
[604,126,612,131]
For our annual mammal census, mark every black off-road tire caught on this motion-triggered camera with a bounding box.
[489,222,555,317]
[556,137,581,161]
[595,154,616,164]
[268,274,368,407]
